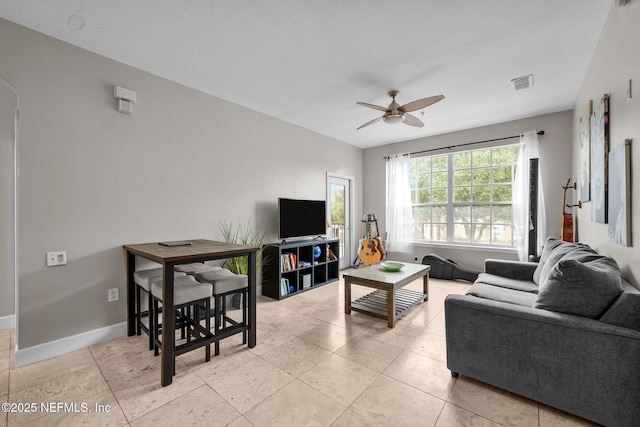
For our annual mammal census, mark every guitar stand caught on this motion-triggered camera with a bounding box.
[357,214,386,266]
[352,254,365,268]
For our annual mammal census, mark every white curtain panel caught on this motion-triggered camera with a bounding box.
[385,153,413,253]
[513,131,547,261]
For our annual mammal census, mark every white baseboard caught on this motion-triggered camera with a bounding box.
[15,322,127,368]
[7,285,264,367]
[0,314,16,329]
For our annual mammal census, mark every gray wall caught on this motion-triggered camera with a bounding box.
[0,79,16,319]
[573,3,640,287]
[4,0,639,354]
[363,110,574,272]
[0,18,363,350]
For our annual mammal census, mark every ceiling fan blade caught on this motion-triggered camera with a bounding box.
[399,95,445,112]
[357,102,388,112]
[357,116,383,130]
[402,113,424,127]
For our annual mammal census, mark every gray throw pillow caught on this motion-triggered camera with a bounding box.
[534,257,623,318]
[600,291,640,332]
[534,239,597,286]
[533,238,564,284]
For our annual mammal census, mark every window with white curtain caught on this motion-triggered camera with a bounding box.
[409,144,520,247]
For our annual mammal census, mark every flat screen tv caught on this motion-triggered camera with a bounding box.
[278,198,326,239]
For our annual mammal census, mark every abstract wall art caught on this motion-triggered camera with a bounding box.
[579,101,592,202]
[590,94,609,224]
[608,139,631,246]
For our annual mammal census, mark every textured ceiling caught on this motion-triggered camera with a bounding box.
[0,1,612,148]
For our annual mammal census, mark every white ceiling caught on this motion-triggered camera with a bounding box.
[0,1,612,148]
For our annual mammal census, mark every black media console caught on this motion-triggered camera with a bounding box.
[262,238,340,300]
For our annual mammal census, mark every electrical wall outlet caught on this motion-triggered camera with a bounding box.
[108,288,120,303]
[46,251,67,267]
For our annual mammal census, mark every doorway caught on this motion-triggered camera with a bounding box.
[327,173,353,270]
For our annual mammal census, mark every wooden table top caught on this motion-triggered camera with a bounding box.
[343,262,430,285]
[123,239,259,264]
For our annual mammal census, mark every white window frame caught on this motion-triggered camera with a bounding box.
[408,143,519,248]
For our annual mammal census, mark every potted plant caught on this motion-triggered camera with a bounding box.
[219,219,268,307]
[219,218,267,272]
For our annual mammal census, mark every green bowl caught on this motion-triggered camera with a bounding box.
[380,261,404,272]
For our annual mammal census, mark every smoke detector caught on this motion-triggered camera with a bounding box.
[512,74,534,91]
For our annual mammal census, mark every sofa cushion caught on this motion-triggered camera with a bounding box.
[534,256,623,318]
[476,273,539,293]
[538,248,604,291]
[533,238,597,286]
[533,238,564,284]
[467,283,537,307]
[599,281,640,332]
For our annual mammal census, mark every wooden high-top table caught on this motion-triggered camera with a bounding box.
[123,239,259,386]
[344,262,430,328]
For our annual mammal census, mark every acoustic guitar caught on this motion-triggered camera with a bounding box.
[561,179,575,242]
[359,214,386,264]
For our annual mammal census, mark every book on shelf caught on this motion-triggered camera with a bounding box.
[281,253,297,271]
[281,278,289,295]
[302,274,311,289]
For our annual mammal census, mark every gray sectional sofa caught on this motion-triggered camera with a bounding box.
[445,238,640,427]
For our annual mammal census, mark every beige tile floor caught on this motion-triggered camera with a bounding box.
[0,274,598,426]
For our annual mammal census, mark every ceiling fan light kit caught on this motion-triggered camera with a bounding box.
[383,113,405,125]
[356,90,444,130]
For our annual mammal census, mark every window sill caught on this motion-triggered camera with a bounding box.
[409,241,518,254]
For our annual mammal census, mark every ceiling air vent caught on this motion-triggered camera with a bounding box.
[512,74,533,91]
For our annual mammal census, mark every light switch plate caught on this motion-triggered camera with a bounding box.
[46,251,67,267]
[108,288,120,302]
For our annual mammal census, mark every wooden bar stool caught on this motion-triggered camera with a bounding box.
[195,268,248,356]
[133,268,187,349]
[150,275,214,365]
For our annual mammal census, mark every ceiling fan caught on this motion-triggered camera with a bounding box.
[356,90,444,130]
